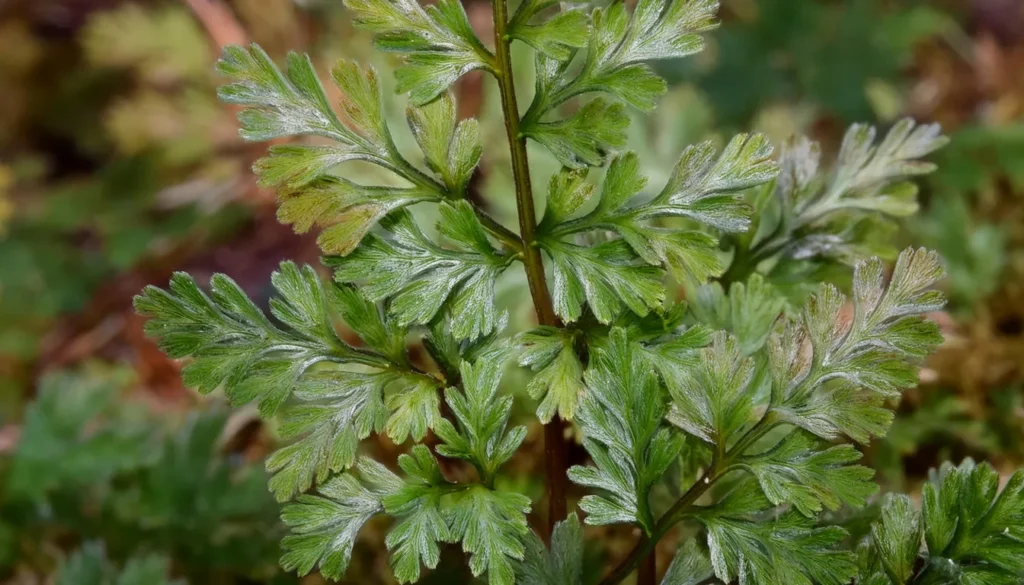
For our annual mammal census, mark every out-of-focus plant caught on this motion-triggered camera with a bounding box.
[668,0,958,128]
[52,543,181,585]
[0,366,289,583]
[0,3,253,414]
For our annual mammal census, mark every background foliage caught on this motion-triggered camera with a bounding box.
[1,0,1023,582]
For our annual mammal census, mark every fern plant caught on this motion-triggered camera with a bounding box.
[133,0,1024,584]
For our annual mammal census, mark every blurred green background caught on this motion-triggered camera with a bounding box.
[1,0,1023,583]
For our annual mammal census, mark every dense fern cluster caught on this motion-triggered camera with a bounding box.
[133,0,1024,584]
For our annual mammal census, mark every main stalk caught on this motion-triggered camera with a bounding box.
[490,0,568,540]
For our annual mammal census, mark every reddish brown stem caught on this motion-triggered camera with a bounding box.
[638,542,656,585]
[490,0,568,540]
[544,417,569,533]
[182,0,247,48]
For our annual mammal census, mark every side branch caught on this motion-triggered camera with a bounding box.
[597,468,719,585]
[599,412,782,585]
[476,209,525,253]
